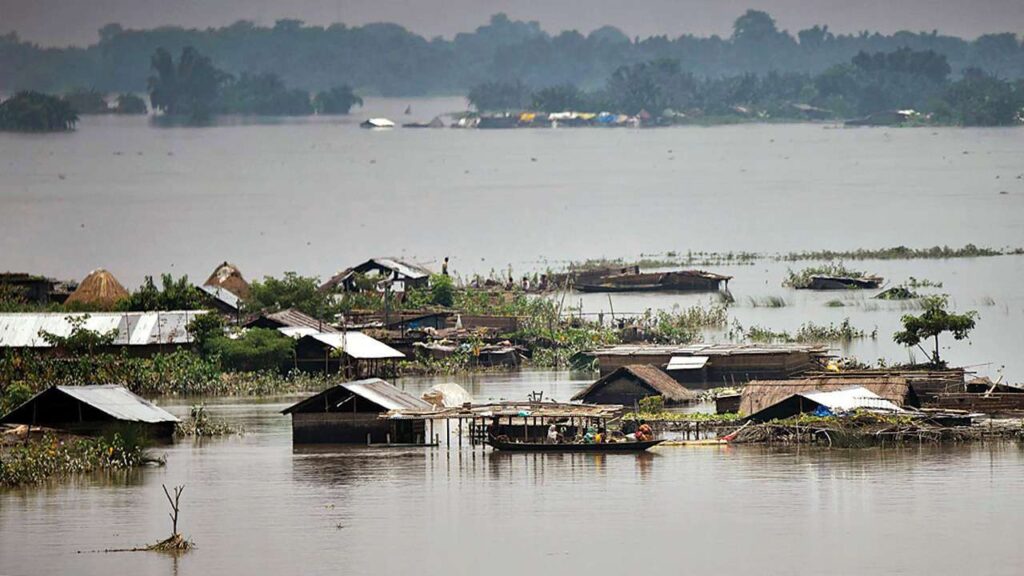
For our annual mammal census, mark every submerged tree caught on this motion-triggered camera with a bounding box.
[893,295,977,366]
[313,85,363,115]
[114,93,148,114]
[121,274,203,311]
[62,88,110,114]
[148,47,230,119]
[0,91,78,132]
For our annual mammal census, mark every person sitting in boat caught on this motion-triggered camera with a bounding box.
[547,424,560,444]
[583,425,597,444]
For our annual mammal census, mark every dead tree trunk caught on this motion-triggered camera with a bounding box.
[162,484,184,535]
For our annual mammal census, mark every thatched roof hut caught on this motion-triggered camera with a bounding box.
[65,269,128,309]
[739,375,917,416]
[204,261,250,299]
[572,364,697,406]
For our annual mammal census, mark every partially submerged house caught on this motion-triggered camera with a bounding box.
[0,310,206,356]
[587,343,829,386]
[745,386,904,422]
[293,332,405,378]
[572,365,696,407]
[739,376,917,417]
[281,378,432,444]
[575,268,731,293]
[803,275,883,290]
[65,269,129,309]
[320,258,433,293]
[0,385,179,438]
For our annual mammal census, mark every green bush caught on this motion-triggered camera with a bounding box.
[204,328,294,372]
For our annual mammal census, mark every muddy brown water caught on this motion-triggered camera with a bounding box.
[2,372,1023,576]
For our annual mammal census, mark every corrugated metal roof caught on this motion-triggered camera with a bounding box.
[667,356,710,370]
[344,379,432,410]
[198,284,240,310]
[260,309,338,333]
[370,258,431,280]
[0,311,206,348]
[590,343,829,357]
[57,385,179,423]
[281,378,431,414]
[304,332,405,359]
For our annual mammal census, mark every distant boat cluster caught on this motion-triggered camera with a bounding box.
[361,110,651,130]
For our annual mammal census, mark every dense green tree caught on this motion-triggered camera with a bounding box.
[121,274,204,311]
[531,84,588,112]
[246,272,338,320]
[203,328,295,372]
[39,315,118,355]
[63,88,110,114]
[0,91,78,131]
[114,93,148,114]
[893,295,977,366]
[935,68,1023,126]
[468,80,531,111]
[217,72,313,115]
[148,46,230,118]
[313,85,363,114]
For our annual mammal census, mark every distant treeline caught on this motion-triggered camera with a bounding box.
[469,48,1024,125]
[2,11,1023,97]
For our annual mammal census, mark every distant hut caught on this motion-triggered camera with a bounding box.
[0,385,179,438]
[571,365,696,407]
[293,332,405,378]
[739,376,918,417]
[281,378,432,444]
[204,261,250,299]
[244,308,338,333]
[65,269,129,309]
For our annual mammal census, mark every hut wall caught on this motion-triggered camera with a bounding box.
[715,395,741,414]
[292,412,390,444]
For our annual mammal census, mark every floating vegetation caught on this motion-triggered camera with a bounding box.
[825,299,846,307]
[744,318,874,343]
[0,431,158,488]
[905,276,943,288]
[175,404,239,437]
[641,305,730,344]
[783,262,868,289]
[748,295,787,308]
[875,286,919,300]
[779,244,1021,261]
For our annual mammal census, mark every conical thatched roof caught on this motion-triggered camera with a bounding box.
[65,269,129,308]
[203,261,250,299]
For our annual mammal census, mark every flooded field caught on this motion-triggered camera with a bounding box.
[2,380,1023,576]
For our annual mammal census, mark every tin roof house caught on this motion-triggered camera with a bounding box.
[1,385,179,438]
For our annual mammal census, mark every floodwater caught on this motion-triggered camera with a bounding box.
[3,99,1024,575]
[1,97,1022,379]
[2,379,1023,576]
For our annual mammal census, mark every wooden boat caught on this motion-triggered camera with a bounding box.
[487,438,664,452]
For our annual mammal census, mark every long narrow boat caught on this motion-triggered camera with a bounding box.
[487,438,664,452]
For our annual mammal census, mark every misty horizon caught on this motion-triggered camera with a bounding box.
[3,0,1024,48]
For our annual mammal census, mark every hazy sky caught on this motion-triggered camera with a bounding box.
[3,0,1023,47]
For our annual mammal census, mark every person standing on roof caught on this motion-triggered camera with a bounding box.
[442,257,449,276]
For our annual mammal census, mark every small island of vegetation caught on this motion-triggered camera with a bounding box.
[0,91,78,132]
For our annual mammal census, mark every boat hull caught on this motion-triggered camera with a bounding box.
[487,439,664,452]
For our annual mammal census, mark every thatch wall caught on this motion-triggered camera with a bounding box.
[740,376,914,416]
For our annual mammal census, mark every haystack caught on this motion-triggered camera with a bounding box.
[203,261,250,299]
[65,269,128,308]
